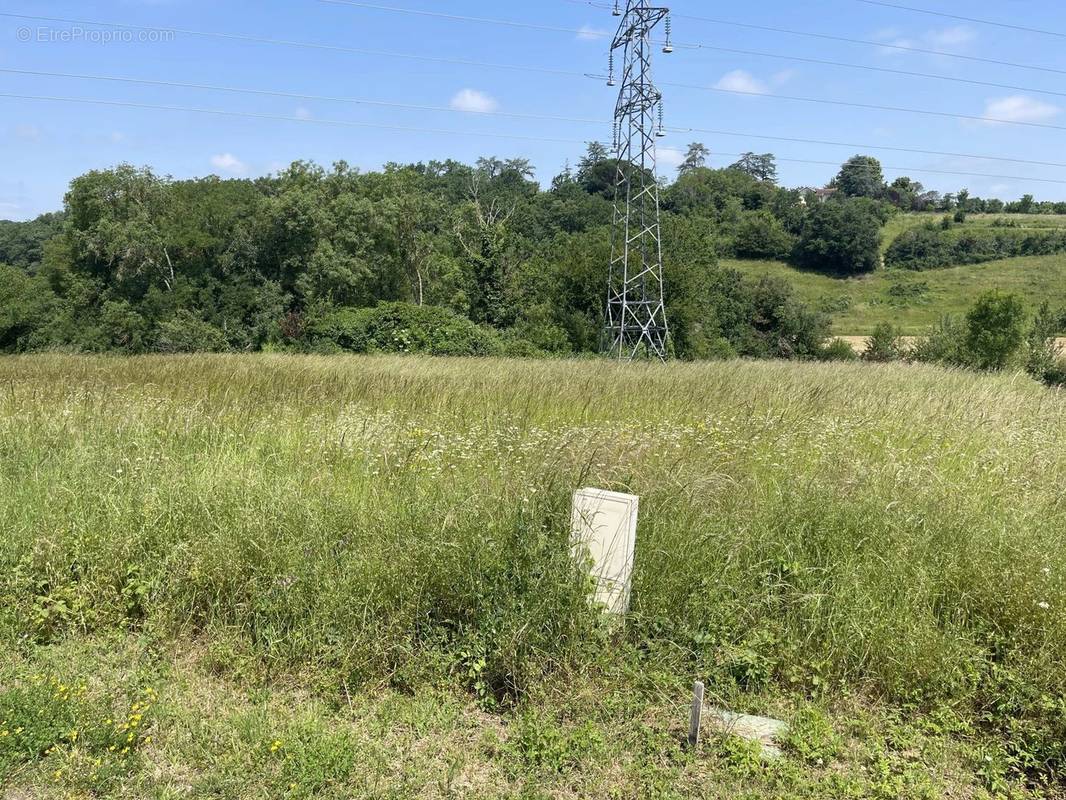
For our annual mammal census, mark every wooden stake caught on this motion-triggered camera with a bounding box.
[688,680,705,748]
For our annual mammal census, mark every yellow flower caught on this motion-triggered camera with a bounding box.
[270,739,284,753]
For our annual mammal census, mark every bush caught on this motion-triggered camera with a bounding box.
[818,337,858,362]
[748,276,831,359]
[307,302,507,357]
[154,311,229,354]
[965,291,1027,371]
[793,200,882,275]
[887,226,1066,270]
[1026,303,1066,387]
[912,316,968,367]
[0,264,55,351]
[863,323,906,363]
[732,210,795,259]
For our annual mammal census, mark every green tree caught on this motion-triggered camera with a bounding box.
[863,323,906,363]
[834,156,885,199]
[965,291,1027,371]
[0,264,55,351]
[1025,301,1062,382]
[732,210,794,259]
[794,200,882,275]
[678,142,710,175]
[729,152,778,184]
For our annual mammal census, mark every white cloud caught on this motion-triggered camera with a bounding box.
[576,24,606,41]
[210,153,249,175]
[874,25,978,55]
[657,147,686,170]
[926,26,977,48]
[771,69,796,86]
[295,106,313,120]
[982,96,1060,124]
[13,124,40,141]
[450,89,498,114]
[714,70,769,95]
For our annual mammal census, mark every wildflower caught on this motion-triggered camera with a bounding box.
[1038,602,1051,610]
[270,739,284,753]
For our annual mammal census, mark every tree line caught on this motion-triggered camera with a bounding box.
[0,145,1061,365]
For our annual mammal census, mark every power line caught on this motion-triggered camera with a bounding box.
[4,91,1066,185]
[668,81,1066,132]
[311,2,1066,131]
[7,65,1066,170]
[0,92,600,146]
[10,7,1066,102]
[672,15,1066,77]
[851,0,1066,40]
[676,42,1066,101]
[0,67,604,126]
[316,0,598,36]
[0,11,582,78]
[563,0,1066,77]
[9,9,1066,129]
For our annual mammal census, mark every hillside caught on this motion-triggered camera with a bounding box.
[725,255,1066,335]
[727,212,1066,336]
[2,355,1064,797]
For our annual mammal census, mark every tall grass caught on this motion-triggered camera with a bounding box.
[1,355,1064,720]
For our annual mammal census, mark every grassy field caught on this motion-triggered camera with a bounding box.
[881,213,1066,256]
[2,355,1065,798]
[728,212,1066,336]
[724,255,1066,335]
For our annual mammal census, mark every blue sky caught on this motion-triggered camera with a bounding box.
[2,0,1066,220]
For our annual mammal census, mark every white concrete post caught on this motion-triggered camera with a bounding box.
[570,488,639,615]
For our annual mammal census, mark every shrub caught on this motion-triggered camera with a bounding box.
[863,323,906,363]
[793,200,882,275]
[748,275,832,359]
[912,316,968,367]
[154,311,229,354]
[732,209,795,259]
[884,228,955,271]
[818,337,858,362]
[965,291,1027,371]
[887,226,1066,270]
[1026,302,1066,387]
[307,302,507,357]
[0,264,58,352]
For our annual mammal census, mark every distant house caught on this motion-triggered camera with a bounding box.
[814,188,839,203]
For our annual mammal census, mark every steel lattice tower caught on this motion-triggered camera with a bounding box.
[604,0,672,361]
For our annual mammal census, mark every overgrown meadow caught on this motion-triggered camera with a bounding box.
[1,355,1065,796]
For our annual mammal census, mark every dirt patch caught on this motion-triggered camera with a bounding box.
[837,336,1066,355]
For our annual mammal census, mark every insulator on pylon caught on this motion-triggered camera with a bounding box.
[612,1,622,16]
[607,52,616,87]
[656,102,666,138]
[663,15,674,53]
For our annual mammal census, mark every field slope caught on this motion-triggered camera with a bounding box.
[1,355,1065,798]
[725,255,1066,335]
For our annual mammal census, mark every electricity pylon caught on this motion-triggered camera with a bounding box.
[604,0,673,361]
